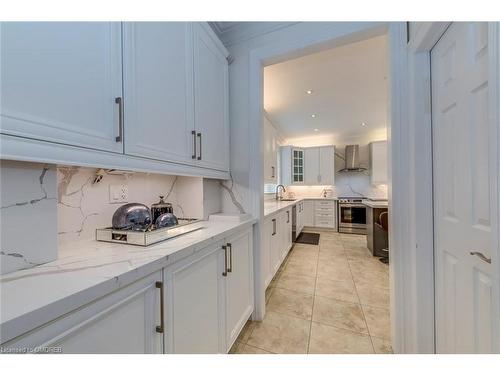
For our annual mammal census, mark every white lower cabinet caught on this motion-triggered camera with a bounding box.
[302,200,315,227]
[165,242,226,353]
[164,226,254,353]
[224,229,254,351]
[263,209,293,288]
[3,271,163,354]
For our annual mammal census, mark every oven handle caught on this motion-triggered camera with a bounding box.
[339,203,366,208]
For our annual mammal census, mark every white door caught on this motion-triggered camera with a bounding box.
[165,243,225,353]
[432,22,494,353]
[122,22,194,164]
[304,147,320,184]
[3,271,163,353]
[319,146,335,185]
[225,229,254,351]
[193,23,229,171]
[0,22,123,153]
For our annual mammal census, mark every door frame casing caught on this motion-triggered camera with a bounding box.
[407,22,500,353]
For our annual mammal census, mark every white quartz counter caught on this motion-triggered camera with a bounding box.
[362,199,389,208]
[264,197,338,218]
[0,217,256,344]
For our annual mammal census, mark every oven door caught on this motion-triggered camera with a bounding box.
[338,204,367,229]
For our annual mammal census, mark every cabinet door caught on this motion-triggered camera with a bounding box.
[304,147,320,184]
[122,22,194,164]
[225,228,254,351]
[3,271,163,354]
[292,148,305,184]
[370,141,388,184]
[264,117,277,183]
[165,243,225,353]
[270,216,281,275]
[302,200,315,227]
[0,22,123,153]
[193,23,229,171]
[282,209,292,260]
[262,217,273,288]
[319,146,335,185]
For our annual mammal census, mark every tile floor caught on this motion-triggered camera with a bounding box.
[230,231,392,354]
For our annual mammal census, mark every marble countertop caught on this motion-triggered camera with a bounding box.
[362,199,389,208]
[264,197,338,218]
[0,217,256,344]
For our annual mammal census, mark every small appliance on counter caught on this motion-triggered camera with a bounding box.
[97,201,202,246]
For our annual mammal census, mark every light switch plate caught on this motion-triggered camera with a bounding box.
[109,184,128,203]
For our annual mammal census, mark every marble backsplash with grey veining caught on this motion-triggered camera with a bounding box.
[1,162,223,275]
[1,161,58,275]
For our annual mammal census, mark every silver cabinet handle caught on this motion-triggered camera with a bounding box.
[197,132,202,160]
[227,243,232,273]
[272,219,276,235]
[222,245,228,276]
[271,166,275,178]
[115,97,123,142]
[191,130,197,159]
[155,281,164,333]
[470,252,491,264]
[287,210,290,223]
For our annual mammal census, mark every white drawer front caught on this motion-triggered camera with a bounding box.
[315,218,335,228]
[315,200,334,208]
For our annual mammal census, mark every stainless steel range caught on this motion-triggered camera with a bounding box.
[337,197,367,235]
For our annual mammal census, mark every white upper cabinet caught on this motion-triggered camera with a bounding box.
[0,22,123,153]
[318,146,335,185]
[192,23,229,172]
[369,141,387,184]
[264,116,278,184]
[122,22,194,164]
[304,147,320,185]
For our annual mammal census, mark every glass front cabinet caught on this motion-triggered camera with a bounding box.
[292,148,304,183]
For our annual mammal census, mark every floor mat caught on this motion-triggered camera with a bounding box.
[295,232,320,245]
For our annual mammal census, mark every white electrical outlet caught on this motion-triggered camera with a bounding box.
[109,184,128,203]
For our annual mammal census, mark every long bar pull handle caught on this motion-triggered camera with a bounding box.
[470,252,492,264]
[222,245,228,276]
[227,243,233,273]
[287,210,290,223]
[271,166,275,178]
[191,130,197,159]
[115,97,123,142]
[155,281,164,333]
[197,132,202,160]
[272,219,276,235]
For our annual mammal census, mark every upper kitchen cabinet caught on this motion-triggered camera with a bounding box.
[264,115,279,184]
[0,22,124,153]
[122,22,194,164]
[318,146,335,185]
[280,146,304,185]
[369,141,387,184]
[192,23,230,172]
[282,145,334,186]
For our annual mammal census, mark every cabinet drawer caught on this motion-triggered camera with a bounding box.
[315,208,334,215]
[315,218,335,228]
[315,201,334,208]
[315,212,334,219]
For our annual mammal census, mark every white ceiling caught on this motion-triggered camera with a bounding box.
[264,34,388,145]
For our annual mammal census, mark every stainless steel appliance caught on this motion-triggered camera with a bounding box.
[337,197,367,234]
[338,145,367,173]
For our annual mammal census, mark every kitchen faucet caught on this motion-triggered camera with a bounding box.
[275,185,286,200]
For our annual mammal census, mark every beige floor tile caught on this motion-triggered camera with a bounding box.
[235,344,274,354]
[267,287,314,320]
[317,262,352,281]
[312,296,368,334]
[355,281,390,308]
[315,276,359,303]
[247,311,310,354]
[317,255,350,269]
[371,337,393,354]
[319,239,344,249]
[236,319,256,343]
[362,305,391,340]
[284,258,318,277]
[276,273,316,295]
[308,322,374,354]
[265,287,275,304]
[351,269,389,288]
[229,341,240,354]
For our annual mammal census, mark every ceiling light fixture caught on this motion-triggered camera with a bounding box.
[361,122,367,126]
[306,89,313,94]
[314,128,319,132]
[311,114,317,118]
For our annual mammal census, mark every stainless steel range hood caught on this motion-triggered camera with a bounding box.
[338,145,366,172]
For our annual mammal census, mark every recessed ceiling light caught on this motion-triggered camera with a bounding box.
[306,89,313,94]
[361,122,367,126]
[314,128,319,132]
[311,114,317,118]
